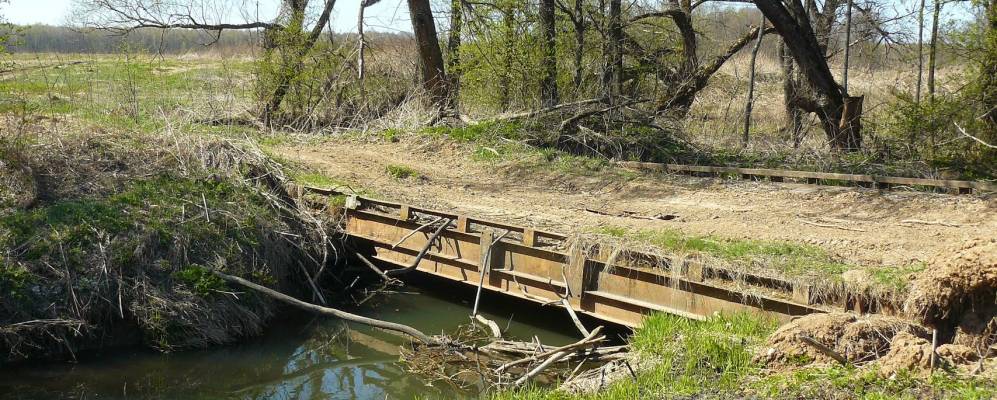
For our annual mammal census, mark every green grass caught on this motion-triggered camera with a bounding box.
[421,120,524,142]
[0,54,257,137]
[386,164,419,179]
[494,312,996,400]
[595,225,852,281]
[291,171,346,188]
[494,312,778,399]
[752,364,996,399]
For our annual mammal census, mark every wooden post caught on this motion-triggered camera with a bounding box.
[566,244,587,308]
[456,215,470,232]
[522,228,537,247]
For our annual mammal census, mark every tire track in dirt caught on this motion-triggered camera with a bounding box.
[277,139,997,268]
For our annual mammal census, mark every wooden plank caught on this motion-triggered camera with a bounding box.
[586,290,706,321]
[613,162,996,192]
[492,268,568,289]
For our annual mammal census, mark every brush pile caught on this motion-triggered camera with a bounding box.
[0,118,334,363]
[400,324,631,393]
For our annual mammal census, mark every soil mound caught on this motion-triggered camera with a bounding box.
[904,238,997,346]
[755,313,927,367]
[877,332,933,377]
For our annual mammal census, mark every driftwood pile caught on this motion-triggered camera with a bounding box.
[399,324,632,392]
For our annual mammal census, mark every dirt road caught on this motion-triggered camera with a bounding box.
[278,138,996,268]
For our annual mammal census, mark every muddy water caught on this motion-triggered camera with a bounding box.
[0,277,583,399]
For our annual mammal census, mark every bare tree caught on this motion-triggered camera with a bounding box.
[744,12,766,147]
[554,0,587,92]
[408,0,450,107]
[605,0,622,98]
[630,1,774,116]
[447,0,464,107]
[758,0,862,150]
[927,0,943,100]
[539,0,560,107]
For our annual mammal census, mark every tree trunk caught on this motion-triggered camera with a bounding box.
[573,0,585,91]
[842,0,853,93]
[984,0,997,132]
[779,41,805,147]
[604,0,623,98]
[756,0,859,151]
[447,0,463,107]
[917,0,925,105]
[671,1,698,75]
[927,0,942,100]
[539,0,560,107]
[499,8,514,111]
[743,14,766,147]
[408,0,450,106]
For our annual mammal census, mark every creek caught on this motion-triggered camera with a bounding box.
[0,276,589,399]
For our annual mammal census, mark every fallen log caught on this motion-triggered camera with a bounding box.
[211,270,438,344]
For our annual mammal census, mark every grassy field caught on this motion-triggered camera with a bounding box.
[2,52,993,398]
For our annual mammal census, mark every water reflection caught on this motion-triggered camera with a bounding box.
[0,278,581,399]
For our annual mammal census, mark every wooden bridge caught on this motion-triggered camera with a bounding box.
[303,187,867,327]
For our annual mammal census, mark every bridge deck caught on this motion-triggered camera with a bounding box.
[308,187,871,327]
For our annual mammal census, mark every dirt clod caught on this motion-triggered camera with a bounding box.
[904,238,997,346]
[756,313,927,368]
[877,332,933,377]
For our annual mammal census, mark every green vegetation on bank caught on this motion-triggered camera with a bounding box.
[495,312,996,400]
[593,225,927,294]
[0,127,325,361]
[596,225,851,278]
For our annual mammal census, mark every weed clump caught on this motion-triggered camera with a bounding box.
[386,164,419,179]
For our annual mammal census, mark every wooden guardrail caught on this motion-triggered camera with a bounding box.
[301,186,885,328]
[617,162,996,194]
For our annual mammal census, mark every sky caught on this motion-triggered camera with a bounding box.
[3,0,417,32]
[2,0,980,34]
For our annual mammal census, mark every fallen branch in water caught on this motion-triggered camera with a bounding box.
[210,270,438,344]
[513,326,605,386]
[346,243,401,285]
[497,326,605,373]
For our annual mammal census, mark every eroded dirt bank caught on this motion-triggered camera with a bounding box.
[277,138,997,270]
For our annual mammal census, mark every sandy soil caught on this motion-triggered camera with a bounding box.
[277,137,997,269]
